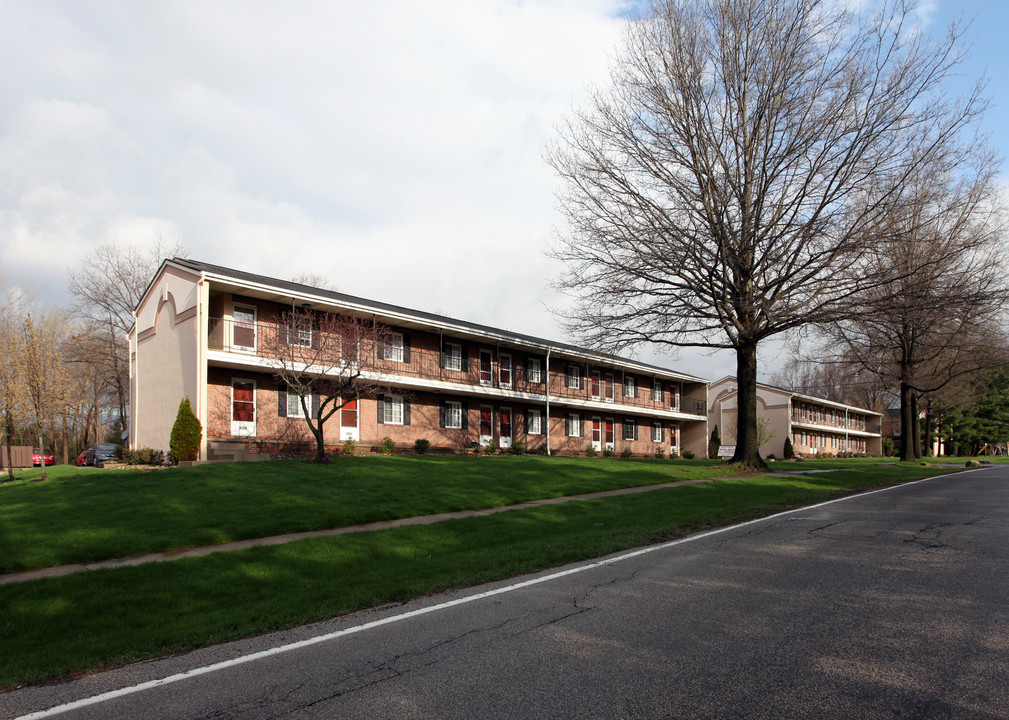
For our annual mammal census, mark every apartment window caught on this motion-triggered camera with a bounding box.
[527,408,543,435]
[652,422,664,442]
[442,342,463,371]
[284,315,312,348]
[526,357,542,384]
[590,372,601,400]
[500,353,512,388]
[566,414,582,437]
[604,374,615,402]
[341,399,358,428]
[623,418,637,441]
[384,333,405,362]
[378,395,406,425]
[651,379,663,402]
[566,365,582,389]
[287,391,306,418]
[624,376,636,398]
[801,404,807,419]
[443,401,463,429]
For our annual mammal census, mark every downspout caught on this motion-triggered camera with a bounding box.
[545,347,551,456]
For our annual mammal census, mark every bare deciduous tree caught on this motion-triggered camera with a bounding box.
[549,0,987,469]
[67,237,188,432]
[259,309,397,463]
[821,146,1009,461]
[20,312,69,481]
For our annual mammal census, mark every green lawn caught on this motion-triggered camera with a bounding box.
[0,456,733,574]
[0,458,957,689]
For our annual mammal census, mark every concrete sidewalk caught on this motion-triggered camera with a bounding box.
[1,475,750,587]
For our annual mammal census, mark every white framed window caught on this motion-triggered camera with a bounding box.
[287,391,306,418]
[444,401,463,429]
[527,357,542,384]
[566,365,581,389]
[384,395,405,425]
[623,418,637,441]
[384,333,405,362]
[286,316,312,348]
[651,379,663,402]
[527,408,543,435]
[566,413,582,437]
[442,342,463,371]
[623,376,636,398]
[651,422,663,442]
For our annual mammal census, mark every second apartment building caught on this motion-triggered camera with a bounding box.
[129,259,711,460]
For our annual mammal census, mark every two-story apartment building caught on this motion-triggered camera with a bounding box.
[707,377,883,458]
[129,259,710,460]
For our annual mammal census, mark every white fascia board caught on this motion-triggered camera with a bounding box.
[790,419,881,438]
[785,391,882,417]
[199,270,707,386]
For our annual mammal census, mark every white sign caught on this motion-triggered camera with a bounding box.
[717,445,736,458]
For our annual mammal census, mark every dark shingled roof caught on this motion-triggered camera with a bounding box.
[170,257,707,383]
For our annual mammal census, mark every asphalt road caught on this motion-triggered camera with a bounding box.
[4,466,1008,719]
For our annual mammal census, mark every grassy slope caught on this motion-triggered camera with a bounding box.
[0,462,955,688]
[0,457,733,573]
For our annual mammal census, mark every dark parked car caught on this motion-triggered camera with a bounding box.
[85,443,119,466]
[32,448,54,466]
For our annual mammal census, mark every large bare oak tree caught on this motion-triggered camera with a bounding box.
[550,0,988,469]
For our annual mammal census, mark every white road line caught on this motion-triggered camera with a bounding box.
[14,475,945,720]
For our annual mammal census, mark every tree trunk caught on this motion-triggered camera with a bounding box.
[899,381,916,461]
[911,393,923,459]
[37,431,47,481]
[309,419,328,463]
[5,412,14,482]
[730,341,768,471]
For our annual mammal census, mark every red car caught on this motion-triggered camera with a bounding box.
[75,450,87,466]
[32,448,54,466]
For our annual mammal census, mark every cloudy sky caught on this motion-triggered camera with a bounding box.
[1,0,1006,382]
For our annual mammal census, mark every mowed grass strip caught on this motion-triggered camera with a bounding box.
[0,463,954,689]
[0,456,733,574]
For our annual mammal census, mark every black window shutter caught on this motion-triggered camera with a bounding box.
[565,415,571,436]
[278,383,287,417]
[565,366,573,386]
[403,399,411,426]
[439,401,446,428]
[311,314,320,349]
[403,334,411,363]
[460,344,468,372]
[524,408,530,434]
[461,401,469,429]
[312,393,320,419]
[377,395,385,424]
[524,357,531,381]
[633,422,638,441]
[578,414,584,437]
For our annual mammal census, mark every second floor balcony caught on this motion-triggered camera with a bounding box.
[207,317,707,418]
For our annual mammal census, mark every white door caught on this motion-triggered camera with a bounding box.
[340,399,360,441]
[231,379,256,437]
[500,407,513,450]
[479,405,493,447]
[233,305,257,352]
[591,417,602,452]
